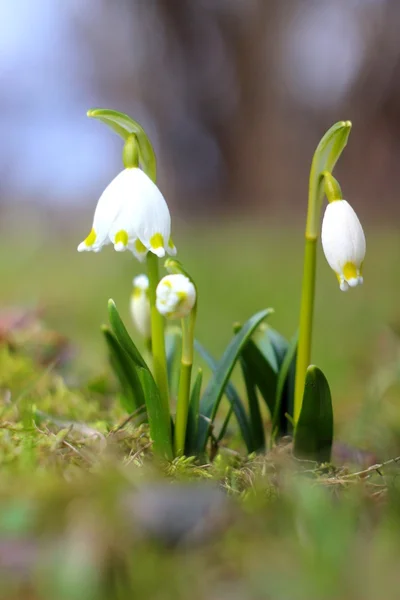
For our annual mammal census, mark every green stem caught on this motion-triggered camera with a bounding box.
[294,236,317,423]
[146,252,171,439]
[174,362,192,456]
[322,171,342,203]
[174,314,195,456]
[293,122,351,424]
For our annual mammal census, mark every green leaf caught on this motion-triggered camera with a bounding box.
[272,332,298,440]
[165,326,182,393]
[185,368,203,455]
[102,327,145,414]
[216,405,234,444]
[308,121,352,236]
[108,299,148,370]
[195,341,253,453]
[107,300,172,459]
[267,327,289,366]
[239,327,278,417]
[139,368,173,460]
[196,308,273,453]
[240,359,265,451]
[87,108,157,182]
[293,365,334,463]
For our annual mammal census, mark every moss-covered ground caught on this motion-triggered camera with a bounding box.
[1,218,400,598]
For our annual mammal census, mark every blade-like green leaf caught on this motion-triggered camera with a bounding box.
[139,368,173,460]
[185,368,203,455]
[102,327,145,414]
[216,405,234,444]
[272,332,298,440]
[107,301,172,459]
[249,324,280,372]
[165,326,182,393]
[267,327,289,367]
[293,365,334,463]
[108,300,148,370]
[196,308,273,453]
[195,341,254,453]
[87,108,157,182]
[240,358,265,451]
[238,329,277,417]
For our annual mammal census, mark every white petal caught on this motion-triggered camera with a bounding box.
[78,169,133,252]
[321,200,366,274]
[107,169,171,254]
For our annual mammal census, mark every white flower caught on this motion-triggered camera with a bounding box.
[156,274,196,319]
[321,200,366,291]
[77,168,177,261]
[130,274,151,339]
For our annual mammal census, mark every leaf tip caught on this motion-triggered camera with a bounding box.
[108,298,117,310]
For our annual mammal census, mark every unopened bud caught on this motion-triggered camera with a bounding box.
[130,274,151,338]
[156,274,196,319]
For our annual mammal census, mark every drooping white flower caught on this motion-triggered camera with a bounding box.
[77,168,177,261]
[321,200,366,291]
[130,274,151,339]
[156,274,196,319]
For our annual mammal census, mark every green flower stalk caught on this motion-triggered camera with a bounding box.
[79,108,177,455]
[160,262,197,456]
[147,253,171,433]
[294,122,352,423]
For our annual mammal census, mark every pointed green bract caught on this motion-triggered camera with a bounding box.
[293,365,334,463]
[307,121,351,237]
[87,108,157,182]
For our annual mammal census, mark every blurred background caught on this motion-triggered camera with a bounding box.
[1,0,400,435]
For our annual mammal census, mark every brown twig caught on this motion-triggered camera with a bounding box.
[342,455,400,479]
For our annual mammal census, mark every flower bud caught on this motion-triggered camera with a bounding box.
[130,274,151,338]
[321,200,366,291]
[156,274,196,319]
